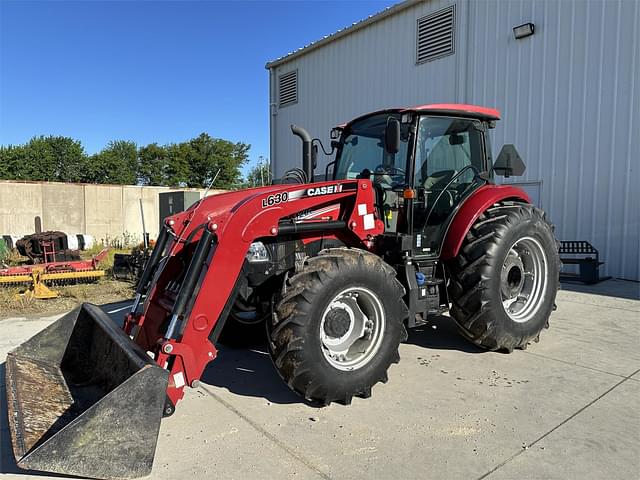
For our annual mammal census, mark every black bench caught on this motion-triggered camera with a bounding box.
[559,240,610,284]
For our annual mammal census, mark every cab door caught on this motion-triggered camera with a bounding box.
[411,116,488,256]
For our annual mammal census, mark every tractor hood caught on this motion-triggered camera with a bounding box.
[166,185,286,227]
[161,180,374,244]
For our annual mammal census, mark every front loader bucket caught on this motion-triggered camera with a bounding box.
[5,303,168,479]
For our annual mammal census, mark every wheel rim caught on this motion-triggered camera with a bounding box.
[501,236,549,323]
[320,286,386,371]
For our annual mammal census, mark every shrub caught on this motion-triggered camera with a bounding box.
[0,238,8,264]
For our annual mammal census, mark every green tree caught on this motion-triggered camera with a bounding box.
[244,157,272,187]
[0,136,86,182]
[138,143,168,185]
[164,143,192,187]
[137,134,250,189]
[185,133,249,189]
[1,133,250,189]
[0,144,27,180]
[86,140,137,184]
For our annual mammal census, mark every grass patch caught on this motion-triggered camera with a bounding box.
[0,278,135,319]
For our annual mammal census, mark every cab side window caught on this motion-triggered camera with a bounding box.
[415,117,484,188]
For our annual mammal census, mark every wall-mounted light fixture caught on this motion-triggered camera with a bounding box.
[513,22,535,39]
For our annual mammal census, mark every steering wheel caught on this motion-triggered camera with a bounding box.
[379,166,406,177]
[424,169,456,189]
[424,165,481,227]
[371,165,405,189]
[423,169,457,208]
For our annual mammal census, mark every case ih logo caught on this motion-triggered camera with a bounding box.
[306,184,343,197]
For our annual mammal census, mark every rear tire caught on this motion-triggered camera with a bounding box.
[447,202,560,352]
[269,248,408,405]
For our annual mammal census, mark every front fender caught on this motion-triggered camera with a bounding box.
[440,185,530,260]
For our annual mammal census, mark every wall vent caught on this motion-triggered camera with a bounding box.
[278,70,298,108]
[416,5,455,64]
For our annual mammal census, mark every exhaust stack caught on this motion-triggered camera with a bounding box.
[291,124,314,182]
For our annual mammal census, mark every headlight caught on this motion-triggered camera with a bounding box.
[246,242,270,262]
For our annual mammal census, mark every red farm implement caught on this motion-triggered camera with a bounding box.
[0,245,108,298]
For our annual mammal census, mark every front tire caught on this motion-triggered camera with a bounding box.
[269,248,408,405]
[447,202,560,352]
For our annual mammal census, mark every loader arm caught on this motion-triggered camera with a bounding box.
[129,179,383,409]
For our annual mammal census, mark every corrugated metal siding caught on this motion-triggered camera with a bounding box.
[269,0,639,280]
[466,0,639,281]
[270,0,460,178]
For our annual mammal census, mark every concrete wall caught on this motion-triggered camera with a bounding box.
[0,183,42,234]
[0,180,223,244]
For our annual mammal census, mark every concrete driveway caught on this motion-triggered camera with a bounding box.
[1,280,638,480]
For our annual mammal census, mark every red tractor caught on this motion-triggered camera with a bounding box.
[6,104,560,479]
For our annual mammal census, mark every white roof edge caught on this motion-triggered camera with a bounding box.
[265,0,422,69]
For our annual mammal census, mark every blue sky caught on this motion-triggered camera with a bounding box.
[0,0,393,175]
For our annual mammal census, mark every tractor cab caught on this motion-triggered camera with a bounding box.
[331,104,501,258]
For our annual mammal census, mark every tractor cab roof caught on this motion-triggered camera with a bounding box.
[405,103,501,120]
[339,103,500,129]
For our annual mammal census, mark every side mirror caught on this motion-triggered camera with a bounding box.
[385,117,401,154]
[493,144,526,178]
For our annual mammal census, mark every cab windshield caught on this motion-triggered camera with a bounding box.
[334,113,410,182]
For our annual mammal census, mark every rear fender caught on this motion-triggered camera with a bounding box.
[440,185,530,260]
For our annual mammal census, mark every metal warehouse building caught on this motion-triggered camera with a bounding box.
[266,0,639,281]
